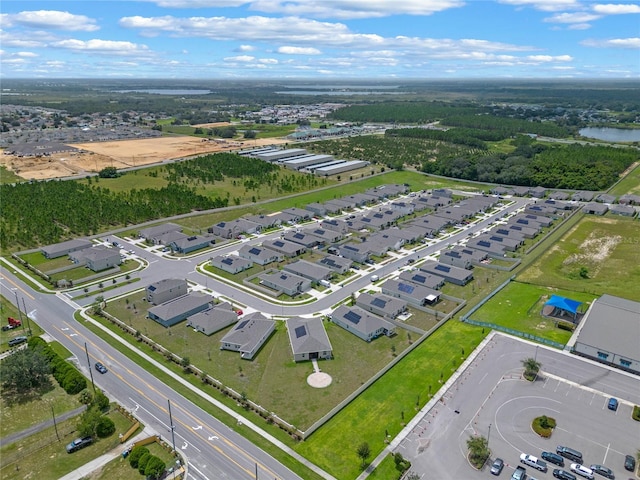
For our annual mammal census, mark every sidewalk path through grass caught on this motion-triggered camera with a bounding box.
[1,405,87,446]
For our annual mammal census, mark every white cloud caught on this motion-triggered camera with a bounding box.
[238,44,255,51]
[568,23,592,29]
[224,55,255,62]
[278,46,321,55]
[258,58,278,64]
[592,4,640,14]
[527,54,573,62]
[581,37,640,48]
[498,0,580,12]
[144,0,250,7]
[16,51,38,57]
[544,12,601,23]
[248,0,465,19]
[5,10,99,31]
[52,39,151,55]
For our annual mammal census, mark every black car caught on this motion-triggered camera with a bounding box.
[94,362,108,374]
[543,451,566,467]
[490,458,505,475]
[8,336,28,347]
[553,469,577,480]
[66,436,93,453]
[624,454,636,472]
[589,464,614,479]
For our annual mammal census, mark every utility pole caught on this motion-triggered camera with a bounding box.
[13,289,26,336]
[168,399,177,455]
[488,423,491,447]
[85,343,96,393]
[21,297,32,336]
[51,403,60,440]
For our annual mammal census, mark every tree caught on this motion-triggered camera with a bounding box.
[1,346,51,395]
[522,357,541,380]
[357,442,371,468]
[144,455,167,479]
[466,435,489,468]
[244,130,257,139]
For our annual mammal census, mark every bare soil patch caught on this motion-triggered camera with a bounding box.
[1,136,287,181]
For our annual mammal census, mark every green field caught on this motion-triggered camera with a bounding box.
[0,165,23,185]
[609,162,640,196]
[517,215,640,300]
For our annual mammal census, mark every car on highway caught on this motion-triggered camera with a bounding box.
[542,451,565,467]
[66,436,93,453]
[490,458,504,475]
[553,469,577,480]
[570,463,594,479]
[624,454,636,472]
[589,464,614,479]
[607,397,618,411]
[94,362,108,374]
[8,336,28,347]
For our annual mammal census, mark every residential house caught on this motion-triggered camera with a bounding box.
[609,204,636,217]
[303,227,344,243]
[595,193,616,204]
[283,231,321,249]
[399,270,445,290]
[282,207,313,222]
[339,242,370,263]
[148,292,213,327]
[261,239,306,258]
[420,260,474,286]
[582,202,609,216]
[41,239,93,259]
[356,292,407,319]
[238,245,283,266]
[244,214,281,229]
[210,255,253,274]
[69,246,121,272]
[320,218,349,234]
[305,202,327,216]
[146,278,188,305]
[316,255,352,274]
[208,218,262,239]
[170,235,214,254]
[466,238,507,257]
[381,279,440,306]
[330,305,396,342]
[258,271,311,296]
[619,194,640,205]
[139,223,182,242]
[286,317,333,362]
[186,302,238,336]
[571,191,595,202]
[155,231,188,246]
[283,260,333,283]
[219,312,276,360]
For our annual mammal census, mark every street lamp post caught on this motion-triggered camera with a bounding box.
[488,423,491,447]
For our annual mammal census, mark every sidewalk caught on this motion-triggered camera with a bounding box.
[1,406,87,446]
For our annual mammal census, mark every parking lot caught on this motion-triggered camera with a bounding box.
[398,334,639,479]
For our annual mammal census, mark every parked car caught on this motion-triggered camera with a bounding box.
[8,336,28,347]
[624,455,636,472]
[557,446,583,463]
[589,464,614,479]
[553,469,577,480]
[542,451,565,467]
[490,458,504,475]
[511,466,527,480]
[94,362,108,374]
[66,436,93,453]
[607,397,618,411]
[521,453,548,472]
[570,463,594,480]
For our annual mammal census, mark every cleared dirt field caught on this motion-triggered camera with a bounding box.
[1,135,287,181]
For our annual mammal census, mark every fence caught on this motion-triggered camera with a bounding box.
[461,318,565,349]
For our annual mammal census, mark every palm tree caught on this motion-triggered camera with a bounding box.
[357,442,371,468]
[522,357,542,380]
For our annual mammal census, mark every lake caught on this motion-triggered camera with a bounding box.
[579,127,640,142]
[114,89,212,95]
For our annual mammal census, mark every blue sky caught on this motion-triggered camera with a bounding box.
[1,0,639,79]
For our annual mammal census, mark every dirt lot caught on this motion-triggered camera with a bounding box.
[1,135,288,181]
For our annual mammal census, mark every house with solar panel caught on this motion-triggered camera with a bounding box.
[420,260,473,286]
[238,245,283,265]
[244,213,281,229]
[466,238,507,257]
[258,271,311,296]
[169,235,215,254]
[316,255,352,274]
[330,305,396,342]
[320,218,349,234]
[398,270,446,290]
[210,255,253,274]
[261,238,306,257]
[208,218,262,239]
[286,317,333,362]
[283,231,321,249]
[219,312,275,360]
[381,278,441,306]
[356,292,407,319]
[474,233,522,252]
[441,247,488,269]
[139,223,182,243]
[186,302,238,336]
[303,227,344,244]
[338,242,370,263]
[146,278,188,305]
[148,292,213,327]
[282,207,313,222]
[283,260,333,283]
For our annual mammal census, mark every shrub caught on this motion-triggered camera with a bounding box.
[93,390,110,411]
[79,390,93,405]
[138,452,151,475]
[96,416,116,438]
[128,446,149,469]
[633,405,640,422]
[144,455,167,479]
[532,415,556,437]
[62,371,87,394]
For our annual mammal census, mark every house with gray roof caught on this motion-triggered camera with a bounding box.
[303,227,344,243]
[483,234,522,251]
[609,204,636,217]
[187,302,238,336]
[573,294,640,375]
[445,246,488,267]
[286,317,333,362]
[619,194,640,205]
[530,186,547,198]
[364,232,404,252]
[513,213,553,227]
[525,204,558,217]
[321,201,345,214]
[156,231,189,246]
[261,239,306,257]
[549,191,570,200]
[70,246,121,272]
[434,206,475,223]
[339,242,370,263]
[320,218,349,234]
[440,249,473,269]
[389,201,415,216]
[507,217,543,234]
[282,207,313,222]
[410,215,450,233]
[170,235,214,254]
[422,195,452,208]
[356,292,407,319]
[583,202,609,216]
[139,223,182,242]
[210,255,253,274]
[385,226,425,243]
[238,244,283,265]
[283,231,321,248]
[41,239,93,259]
[381,278,440,306]
[512,186,530,196]
[244,214,281,229]
[316,255,352,274]
[571,191,595,202]
[146,278,188,305]
[433,188,453,197]
[219,312,276,360]
[208,219,262,239]
[258,271,311,296]
[148,292,213,327]
[330,305,396,342]
[595,193,616,204]
[305,202,327,216]
[466,238,507,256]
[399,270,445,290]
[343,193,378,206]
[420,260,474,286]
[283,260,333,283]
[504,223,537,239]
[491,227,526,243]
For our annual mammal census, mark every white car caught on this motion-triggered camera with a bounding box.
[570,463,594,480]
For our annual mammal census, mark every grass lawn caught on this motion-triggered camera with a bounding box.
[609,162,640,196]
[0,407,136,480]
[0,296,44,354]
[516,215,640,301]
[0,166,23,185]
[295,320,486,480]
[471,281,596,344]
[89,440,178,480]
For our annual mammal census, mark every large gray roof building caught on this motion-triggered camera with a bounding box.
[41,239,93,259]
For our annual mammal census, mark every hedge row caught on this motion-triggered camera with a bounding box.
[28,337,87,394]
[129,446,166,479]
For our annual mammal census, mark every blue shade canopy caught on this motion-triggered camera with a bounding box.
[545,295,582,314]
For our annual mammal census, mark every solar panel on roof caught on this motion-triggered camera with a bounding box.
[274,240,284,246]
[372,297,387,308]
[435,264,450,272]
[222,257,233,265]
[478,240,490,247]
[280,274,288,280]
[249,247,261,255]
[294,233,304,239]
[237,319,250,329]
[344,310,361,324]
[148,285,156,291]
[398,283,414,294]
[344,245,357,251]
[294,325,307,338]
[413,274,426,282]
